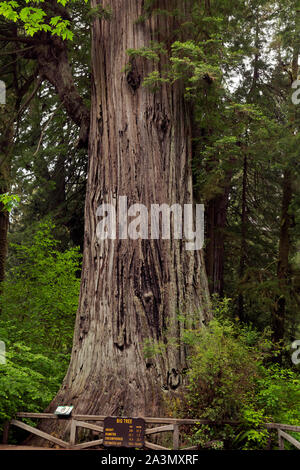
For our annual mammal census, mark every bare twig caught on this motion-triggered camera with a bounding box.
[33,103,63,156]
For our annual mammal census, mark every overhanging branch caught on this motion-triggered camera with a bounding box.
[0,11,90,148]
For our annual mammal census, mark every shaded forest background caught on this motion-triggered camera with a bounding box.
[0,0,299,449]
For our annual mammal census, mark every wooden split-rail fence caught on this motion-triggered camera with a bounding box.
[2,412,300,450]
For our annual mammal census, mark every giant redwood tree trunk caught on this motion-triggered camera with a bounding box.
[39,0,211,439]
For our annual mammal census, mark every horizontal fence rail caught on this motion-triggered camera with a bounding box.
[278,429,300,450]
[2,413,299,450]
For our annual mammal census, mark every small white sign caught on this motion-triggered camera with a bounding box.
[54,406,74,416]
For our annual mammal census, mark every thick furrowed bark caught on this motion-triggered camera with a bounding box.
[31,0,211,444]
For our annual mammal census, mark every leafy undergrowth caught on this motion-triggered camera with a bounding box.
[0,221,80,436]
[166,300,300,450]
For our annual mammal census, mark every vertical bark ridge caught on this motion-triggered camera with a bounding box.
[38,1,211,441]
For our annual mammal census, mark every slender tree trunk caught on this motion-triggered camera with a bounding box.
[272,12,299,344]
[205,186,230,296]
[238,153,248,322]
[0,171,9,286]
[237,11,259,319]
[0,119,13,287]
[272,168,292,343]
[0,53,39,289]
[36,0,210,440]
[49,150,66,215]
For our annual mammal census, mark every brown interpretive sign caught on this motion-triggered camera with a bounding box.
[103,417,145,448]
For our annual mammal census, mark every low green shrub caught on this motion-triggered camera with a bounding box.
[0,221,80,436]
[169,299,300,450]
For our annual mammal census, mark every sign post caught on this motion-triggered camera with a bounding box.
[103,417,145,448]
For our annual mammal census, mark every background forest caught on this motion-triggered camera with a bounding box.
[0,0,300,450]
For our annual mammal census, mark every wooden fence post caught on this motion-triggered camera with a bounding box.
[173,424,179,450]
[2,421,10,444]
[70,419,77,446]
[278,430,284,450]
